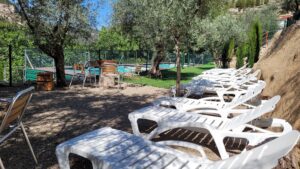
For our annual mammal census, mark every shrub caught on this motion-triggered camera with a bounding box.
[236,0,246,9]
[236,43,248,68]
[256,0,261,6]
[247,19,263,67]
[254,20,263,63]
[221,38,235,68]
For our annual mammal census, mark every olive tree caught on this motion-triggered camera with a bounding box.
[191,14,247,67]
[113,0,225,96]
[14,0,99,87]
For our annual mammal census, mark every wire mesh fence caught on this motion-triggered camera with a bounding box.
[0,45,24,85]
[0,48,213,84]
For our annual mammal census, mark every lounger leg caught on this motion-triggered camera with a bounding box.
[69,75,75,88]
[83,76,87,87]
[210,131,229,160]
[56,148,71,169]
[0,158,5,169]
[129,116,142,136]
[118,76,121,90]
[20,122,38,164]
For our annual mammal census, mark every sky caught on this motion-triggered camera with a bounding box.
[96,0,113,29]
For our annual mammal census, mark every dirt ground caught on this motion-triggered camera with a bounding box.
[0,85,170,169]
[0,79,298,169]
[0,83,296,169]
[254,21,300,168]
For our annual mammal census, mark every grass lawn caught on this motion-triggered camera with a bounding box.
[124,63,215,89]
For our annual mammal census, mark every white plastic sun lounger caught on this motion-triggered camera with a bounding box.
[172,73,259,97]
[202,67,251,77]
[197,64,251,78]
[155,81,266,118]
[192,69,259,83]
[202,64,248,75]
[130,96,292,159]
[56,127,299,169]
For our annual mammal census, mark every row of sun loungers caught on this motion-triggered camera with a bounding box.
[56,67,299,169]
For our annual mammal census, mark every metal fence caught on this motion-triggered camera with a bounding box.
[2,48,213,84]
[0,45,21,86]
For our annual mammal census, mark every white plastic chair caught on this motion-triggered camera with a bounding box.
[0,158,4,169]
[0,87,38,167]
[129,96,292,159]
[69,62,98,87]
[55,127,299,169]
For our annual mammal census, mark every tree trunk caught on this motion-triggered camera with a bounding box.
[53,48,67,87]
[221,53,227,68]
[175,37,181,97]
[150,42,164,77]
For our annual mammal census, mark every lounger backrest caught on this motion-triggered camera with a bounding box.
[224,80,266,109]
[0,87,34,133]
[250,69,261,78]
[101,63,118,74]
[208,130,299,169]
[222,96,281,130]
[235,67,252,76]
[73,64,84,74]
[85,60,99,68]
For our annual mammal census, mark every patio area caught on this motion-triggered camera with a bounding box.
[0,85,168,169]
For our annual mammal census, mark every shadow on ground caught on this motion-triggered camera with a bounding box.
[0,86,164,169]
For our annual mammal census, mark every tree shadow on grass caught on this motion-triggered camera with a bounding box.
[0,88,160,169]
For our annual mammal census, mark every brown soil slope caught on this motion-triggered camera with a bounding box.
[254,22,300,169]
[254,22,300,130]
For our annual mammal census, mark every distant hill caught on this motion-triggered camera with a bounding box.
[0,2,21,23]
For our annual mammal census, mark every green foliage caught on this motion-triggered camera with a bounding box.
[236,0,246,9]
[113,0,226,57]
[236,43,247,68]
[247,23,256,67]
[221,38,235,68]
[282,0,300,13]
[247,19,263,67]
[255,20,263,62]
[227,38,235,61]
[14,0,101,86]
[234,0,269,9]
[242,5,279,36]
[97,27,138,50]
[0,21,33,82]
[255,0,261,6]
[192,13,246,67]
[282,0,300,20]
[0,0,11,4]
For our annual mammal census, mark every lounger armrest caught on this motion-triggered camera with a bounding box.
[248,118,292,134]
[190,108,251,118]
[201,97,221,101]
[156,140,207,159]
[241,103,256,108]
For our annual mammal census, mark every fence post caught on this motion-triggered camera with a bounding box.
[98,49,101,60]
[135,50,137,64]
[9,44,12,87]
[145,51,148,72]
